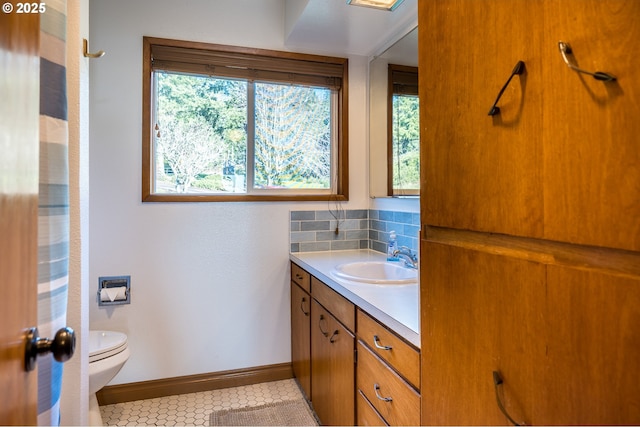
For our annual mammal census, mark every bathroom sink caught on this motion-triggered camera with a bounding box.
[331,261,417,284]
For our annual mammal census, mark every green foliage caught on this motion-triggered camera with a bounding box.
[155,72,332,192]
[190,174,225,191]
[392,94,420,191]
[155,72,247,192]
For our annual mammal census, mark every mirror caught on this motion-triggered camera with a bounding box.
[369,26,418,198]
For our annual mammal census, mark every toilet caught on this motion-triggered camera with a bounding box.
[88,330,130,426]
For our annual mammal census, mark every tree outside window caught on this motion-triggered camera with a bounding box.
[142,37,348,202]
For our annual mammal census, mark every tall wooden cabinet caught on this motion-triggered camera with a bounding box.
[421,0,640,250]
[419,0,640,424]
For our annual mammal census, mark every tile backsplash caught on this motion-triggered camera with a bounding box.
[290,209,419,254]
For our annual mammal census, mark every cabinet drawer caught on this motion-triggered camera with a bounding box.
[357,309,420,389]
[357,389,388,426]
[291,262,310,292]
[312,276,355,332]
[357,341,420,426]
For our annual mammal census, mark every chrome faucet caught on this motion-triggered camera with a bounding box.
[393,246,418,269]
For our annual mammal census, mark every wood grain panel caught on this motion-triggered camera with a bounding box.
[291,262,311,293]
[311,277,355,332]
[542,0,640,251]
[357,309,420,390]
[357,390,388,426]
[290,282,311,400]
[420,241,546,425]
[539,266,640,424]
[419,0,544,238]
[0,11,40,426]
[424,226,640,280]
[357,341,420,426]
[311,300,355,426]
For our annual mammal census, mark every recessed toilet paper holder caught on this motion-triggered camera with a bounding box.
[98,276,131,306]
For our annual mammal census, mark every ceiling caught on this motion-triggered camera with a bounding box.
[284,0,417,58]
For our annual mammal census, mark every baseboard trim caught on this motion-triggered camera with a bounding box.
[96,362,294,405]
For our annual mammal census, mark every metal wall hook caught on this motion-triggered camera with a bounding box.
[558,41,615,81]
[83,38,105,58]
[488,61,525,116]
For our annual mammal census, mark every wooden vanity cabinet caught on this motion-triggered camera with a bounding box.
[291,262,310,293]
[291,263,356,426]
[357,342,420,426]
[290,281,311,400]
[310,299,355,426]
[290,263,311,400]
[310,277,356,426]
[356,309,421,426]
[290,262,423,425]
[357,390,387,426]
[357,310,420,389]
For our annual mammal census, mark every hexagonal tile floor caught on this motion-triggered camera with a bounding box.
[100,379,307,426]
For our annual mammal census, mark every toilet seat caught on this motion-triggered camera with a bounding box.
[89,330,128,363]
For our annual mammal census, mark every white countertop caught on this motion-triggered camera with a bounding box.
[290,249,420,348]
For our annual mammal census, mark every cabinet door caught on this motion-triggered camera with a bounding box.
[311,300,355,426]
[539,266,640,424]
[421,242,546,425]
[542,0,640,251]
[419,0,544,238]
[291,282,311,400]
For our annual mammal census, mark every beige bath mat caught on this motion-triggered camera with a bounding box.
[209,399,319,426]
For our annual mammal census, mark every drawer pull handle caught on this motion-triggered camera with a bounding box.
[299,297,309,316]
[319,314,329,337]
[493,371,524,426]
[488,60,525,116]
[373,335,392,351]
[329,330,339,343]
[558,41,616,82]
[295,273,304,280]
[374,384,393,402]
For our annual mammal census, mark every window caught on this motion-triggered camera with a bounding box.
[142,37,349,202]
[387,64,419,196]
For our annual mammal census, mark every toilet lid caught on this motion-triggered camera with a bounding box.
[89,330,128,363]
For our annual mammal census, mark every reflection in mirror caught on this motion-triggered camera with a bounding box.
[388,64,419,195]
[369,26,418,198]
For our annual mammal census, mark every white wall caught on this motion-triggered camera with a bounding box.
[89,0,371,384]
[61,0,90,424]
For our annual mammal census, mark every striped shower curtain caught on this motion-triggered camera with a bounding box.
[38,1,69,425]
